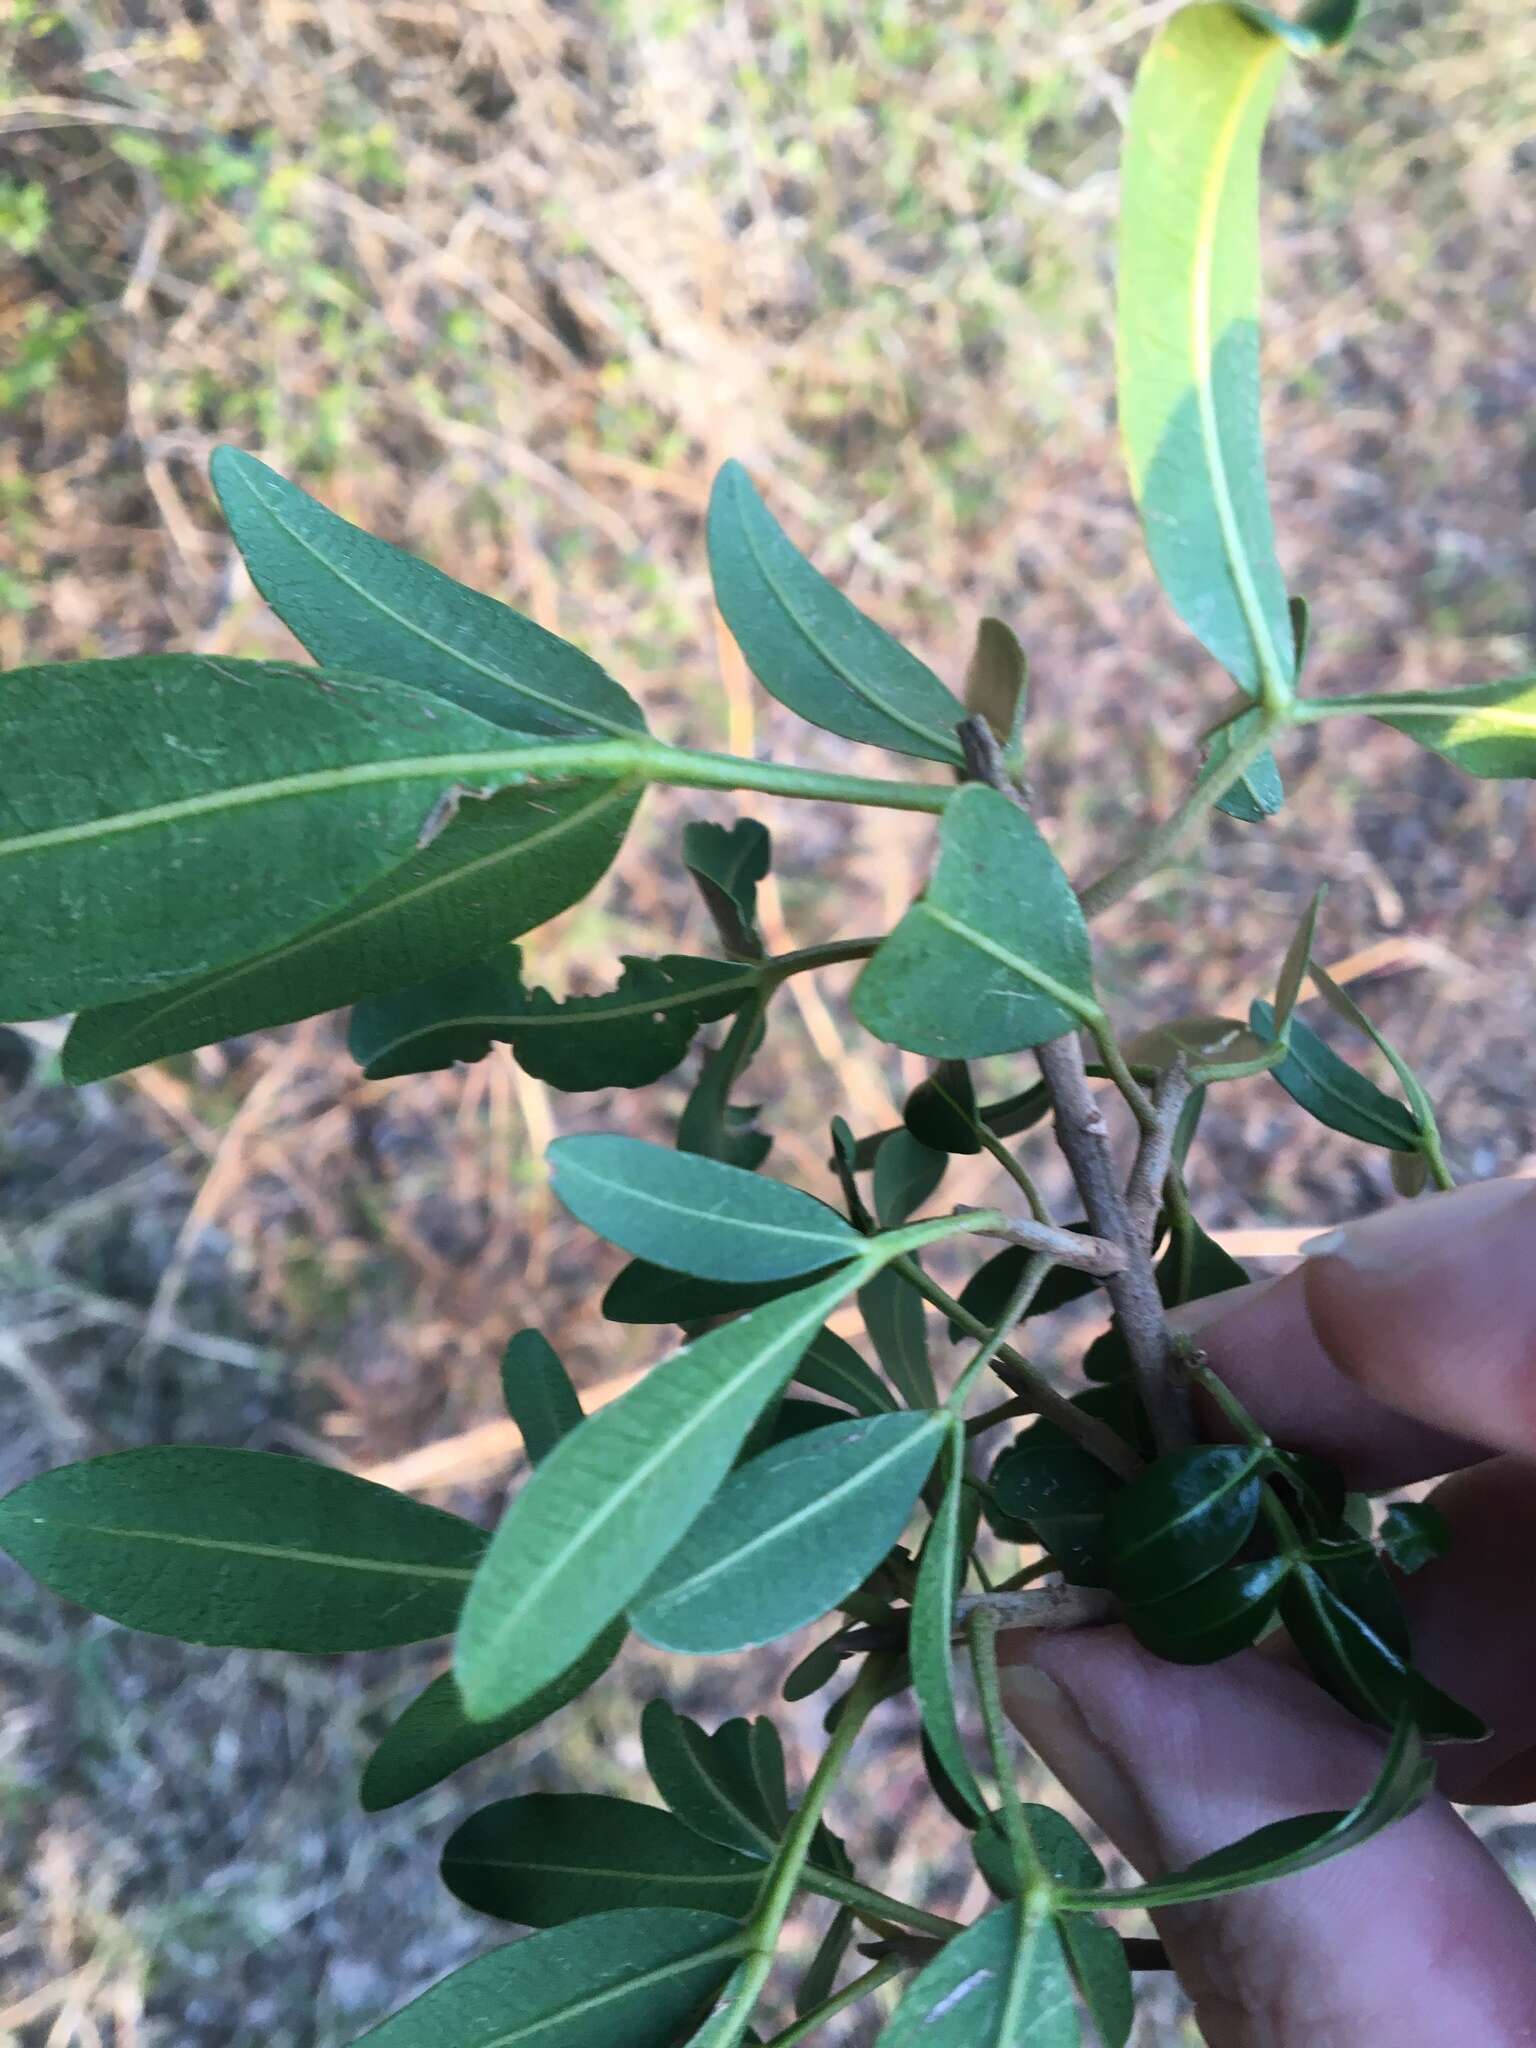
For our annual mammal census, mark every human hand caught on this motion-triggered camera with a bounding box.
[1002,1177,1536,2046]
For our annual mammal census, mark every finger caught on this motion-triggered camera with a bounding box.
[1002,1628,1536,2047]
[1172,1176,1536,1486]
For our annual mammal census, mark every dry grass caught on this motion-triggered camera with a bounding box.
[2,0,1535,2039]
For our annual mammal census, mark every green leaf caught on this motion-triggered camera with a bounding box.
[1064,1920,1134,2048]
[350,948,756,1084]
[829,1115,876,1232]
[1061,1712,1430,1913]
[1105,1445,1271,1606]
[1281,1559,1487,1742]
[1157,1215,1249,1312]
[875,1902,1080,2047]
[1249,1000,1421,1152]
[632,1413,945,1654]
[641,1702,781,1861]
[678,1002,773,1171]
[1234,0,1365,54]
[1119,7,1306,815]
[908,1422,986,1822]
[873,1127,948,1226]
[683,819,770,960]
[1273,887,1325,1040]
[0,1448,483,1650]
[707,461,964,766]
[455,1266,870,1719]
[964,617,1029,749]
[1307,963,1440,1138]
[796,1905,856,2018]
[1,656,537,1019]
[1356,678,1536,780]
[854,785,1100,1058]
[602,1260,835,1327]
[212,448,646,740]
[858,1266,936,1410]
[1123,1554,1288,1665]
[349,1908,741,2048]
[1379,1501,1451,1576]
[793,1326,897,1416]
[783,1637,844,1703]
[975,1810,1137,2037]
[360,1623,624,1811]
[549,1136,864,1284]
[64,779,639,1081]
[974,1804,1104,1899]
[500,1331,584,1467]
[441,1793,763,1926]
[987,1433,1122,1586]
[953,1236,1100,1343]
[904,1065,982,1155]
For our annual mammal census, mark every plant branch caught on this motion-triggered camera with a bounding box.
[959,1208,1127,1279]
[1123,1056,1193,1250]
[968,1609,1047,1890]
[804,1871,963,1943]
[956,1585,1121,1633]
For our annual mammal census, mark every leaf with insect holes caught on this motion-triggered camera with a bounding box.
[549,1135,864,1283]
[349,947,757,1084]
[854,784,1100,1058]
[441,1793,763,1926]
[1105,1445,1272,1607]
[63,778,640,1081]
[499,1331,584,1467]
[1250,1001,1421,1152]
[632,1413,946,1654]
[455,1266,870,1719]
[359,1623,624,1812]
[875,1901,1079,2047]
[212,448,646,740]
[683,818,770,960]
[349,1908,741,2048]
[707,461,964,765]
[0,1448,484,1650]
[1123,1555,1289,1666]
[1,656,554,1020]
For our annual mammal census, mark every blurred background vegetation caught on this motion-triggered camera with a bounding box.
[2,0,1534,2040]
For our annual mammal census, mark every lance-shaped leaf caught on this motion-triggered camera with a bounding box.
[64,778,640,1081]
[441,1793,763,1926]
[1105,1445,1271,1606]
[875,1901,1079,2047]
[0,1448,483,1650]
[796,1906,856,2019]
[1,656,545,1020]
[349,1907,741,2048]
[1119,8,1309,816]
[854,784,1100,1058]
[1273,887,1325,1041]
[873,1128,948,1226]
[1123,1554,1288,1665]
[987,1433,1123,1587]
[908,1422,986,1821]
[360,1622,624,1812]
[212,448,646,740]
[1281,1559,1486,1743]
[707,461,964,766]
[641,1704,793,1863]
[455,1265,870,1718]
[632,1413,945,1654]
[350,947,756,1084]
[1350,677,1536,780]
[858,1128,943,1407]
[1250,1000,1421,1152]
[793,1326,897,1417]
[683,819,770,960]
[499,1331,584,1467]
[549,1135,863,1284]
[1056,1711,1430,1913]
[1379,1501,1450,1576]
[1308,962,1441,1138]
[602,1260,836,1326]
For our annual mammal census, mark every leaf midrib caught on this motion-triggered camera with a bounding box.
[3,1517,478,1581]
[452,1935,742,2048]
[557,1154,860,1258]
[1114,1448,1267,1569]
[917,902,1100,1027]
[380,965,760,1058]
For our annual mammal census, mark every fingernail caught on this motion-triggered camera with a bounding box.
[1300,1176,1536,1276]
[999,1639,1163,1873]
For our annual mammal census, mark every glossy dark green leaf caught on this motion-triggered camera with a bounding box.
[350,948,757,1084]
[633,1413,944,1654]
[1282,1562,1487,1742]
[213,448,646,740]
[903,1065,982,1155]
[854,785,1101,1057]
[908,1422,985,1822]
[707,461,964,765]
[1380,1501,1451,1576]
[2,656,536,1020]
[678,999,773,1171]
[1123,1555,1288,1665]
[796,1905,856,2018]
[683,819,770,960]
[793,1326,897,1417]
[64,778,640,1081]
[952,1236,1100,1343]
[964,617,1028,747]
[359,1622,624,1812]
[641,1702,779,1861]
[456,1266,868,1718]
[349,1908,741,2048]
[1271,1452,1349,1541]
[875,1902,1079,2047]
[0,1448,483,1650]
[1249,1000,1420,1152]
[988,1433,1122,1586]
[1105,1446,1271,1606]
[442,1793,762,1927]
[549,1136,863,1284]
[602,1259,835,1327]
[1357,678,1536,780]
[500,1331,584,1467]
[872,1127,948,1227]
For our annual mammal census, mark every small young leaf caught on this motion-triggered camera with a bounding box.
[1380,1501,1451,1576]
[64,781,640,1081]
[793,1326,898,1417]
[1390,1148,1431,1198]
[641,1702,779,1861]
[456,1266,869,1719]
[212,448,646,740]
[499,1331,584,1467]
[633,1413,944,1655]
[964,617,1029,748]
[903,1065,982,1155]
[707,461,964,766]
[683,819,771,960]
[360,1623,624,1811]
[988,1432,1122,1586]
[1250,1000,1421,1152]
[875,1902,1079,2047]
[349,1909,741,2048]
[1361,677,1536,780]
[1105,1446,1271,1607]
[350,949,757,1084]
[908,1423,986,1822]
[1123,1554,1288,1665]
[854,784,1101,1058]
[0,1448,483,1650]
[548,1135,864,1283]
[1065,1920,1135,2048]
[1273,888,1325,1039]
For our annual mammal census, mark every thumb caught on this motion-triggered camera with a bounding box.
[1001,1628,1536,2047]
